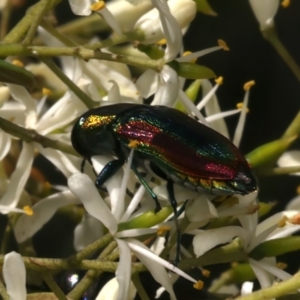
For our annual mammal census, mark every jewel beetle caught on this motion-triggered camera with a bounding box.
[71,103,257,262]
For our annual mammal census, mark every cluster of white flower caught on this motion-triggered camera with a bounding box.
[1,0,300,300]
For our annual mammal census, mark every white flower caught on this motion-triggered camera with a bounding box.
[192,210,300,289]
[277,150,300,175]
[3,251,26,300]
[68,171,197,300]
[249,0,280,30]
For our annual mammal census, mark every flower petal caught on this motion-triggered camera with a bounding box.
[69,0,92,16]
[0,130,11,160]
[68,173,118,234]
[14,190,80,243]
[74,214,104,251]
[193,226,249,257]
[0,143,34,210]
[277,151,300,175]
[3,251,26,300]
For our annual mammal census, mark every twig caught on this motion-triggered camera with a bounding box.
[41,272,68,300]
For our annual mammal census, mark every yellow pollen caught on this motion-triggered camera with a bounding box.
[90,1,105,11]
[290,213,300,225]
[243,80,255,91]
[281,0,290,7]
[215,76,223,85]
[157,38,167,45]
[296,185,300,195]
[12,60,24,67]
[278,216,288,227]
[193,280,204,290]
[236,102,250,113]
[157,226,171,236]
[218,39,230,51]
[23,206,33,216]
[202,269,210,278]
[277,262,287,269]
[42,88,52,96]
[182,51,197,63]
[128,139,139,148]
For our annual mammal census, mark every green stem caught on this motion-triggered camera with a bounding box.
[132,273,150,300]
[0,3,12,41]
[27,293,59,300]
[0,44,163,72]
[67,241,117,300]
[3,0,62,43]
[282,111,300,138]
[41,272,68,300]
[40,19,77,47]
[40,58,95,109]
[236,272,300,300]
[263,27,300,83]
[22,0,50,45]
[70,233,114,262]
[0,279,9,300]
[0,116,77,156]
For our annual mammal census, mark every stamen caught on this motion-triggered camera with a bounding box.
[193,280,204,290]
[196,77,223,111]
[277,262,287,269]
[218,39,230,51]
[12,60,24,67]
[278,216,288,227]
[201,269,210,278]
[23,206,33,216]
[183,51,197,63]
[90,1,105,11]
[42,88,52,96]
[157,226,171,236]
[236,102,249,113]
[157,38,167,45]
[290,213,300,225]
[296,185,300,195]
[281,0,290,8]
[243,80,255,91]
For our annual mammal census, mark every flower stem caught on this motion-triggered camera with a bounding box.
[263,27,300,83]
[3,0,61,44]
[282,111,300,138]
[132,273,151,300]
[41,272,68,300]
[22,0,50,45]
[0,116,77,156]
[236,271,300,300]
[40,57,95,109]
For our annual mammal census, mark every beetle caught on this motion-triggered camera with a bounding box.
[71,103,257,262]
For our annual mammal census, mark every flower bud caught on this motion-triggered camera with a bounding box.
[135,0,196,44]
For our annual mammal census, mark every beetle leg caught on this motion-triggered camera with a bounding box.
[166,179,181,266]
[95,159,125,189]
[131,163,162,213]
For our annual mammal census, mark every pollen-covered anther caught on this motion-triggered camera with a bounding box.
[128,139,139,148]
[23,206,33,216]
[243,80,255,91]
[290,213,300,225]
[218,39,230,51]
[157,38,167,45]
[12,60,24,67]
[157,226,171,236]
[236,102,249,113]
[90,1,105,11]
[215,76,223,85]
[43,181,52,190]
[201,269,210,278]
[42,88,52,96]
[193,280,204,290]
[281,0,290,8]
[277,262,287,269]
[183,51,197,63]
[278,215,288,227]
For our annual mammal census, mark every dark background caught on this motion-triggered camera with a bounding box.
[5,0,300,299]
